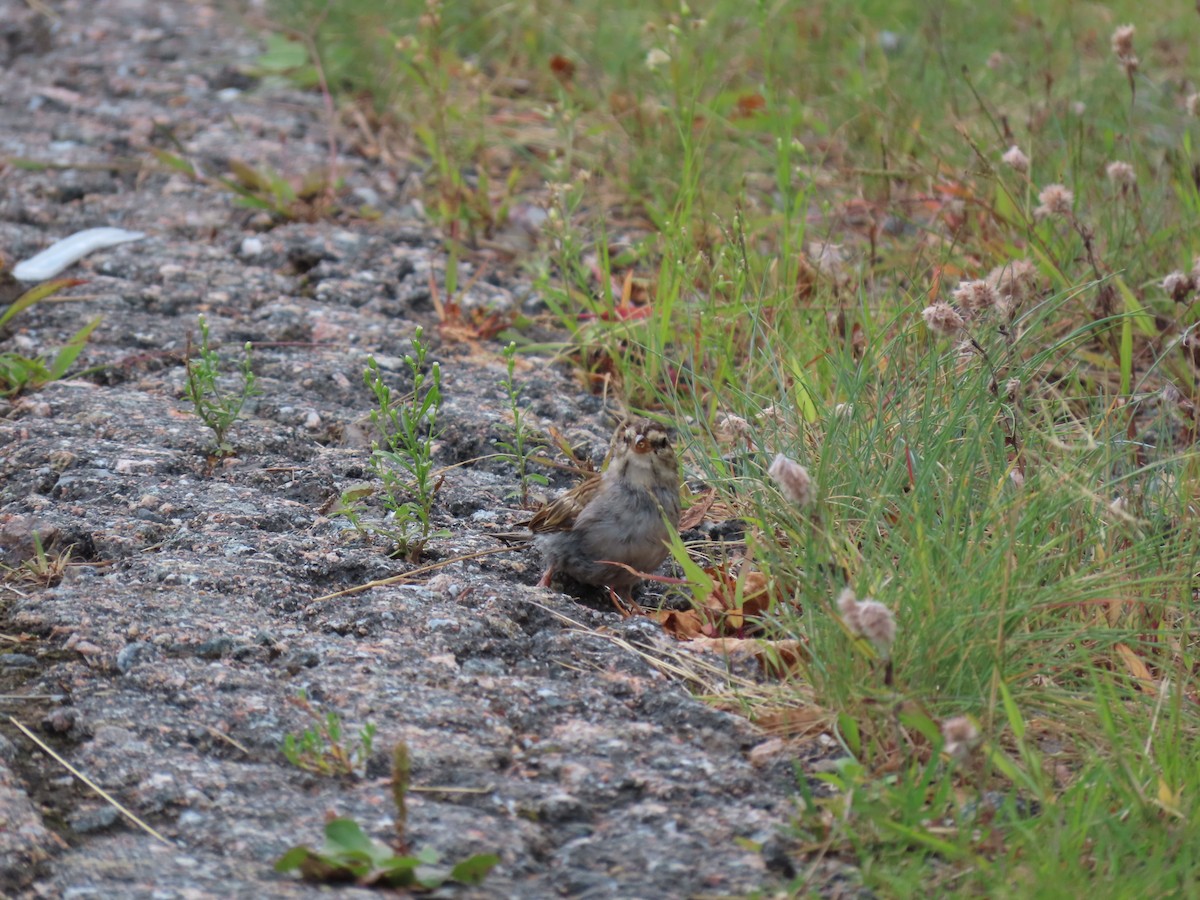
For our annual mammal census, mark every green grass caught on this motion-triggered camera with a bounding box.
[263,0,1200,893]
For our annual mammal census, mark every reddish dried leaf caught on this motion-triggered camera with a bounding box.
[650,608,705,639]
[735,93,766,118]
[549,54,576,81]
[697,566,781,635]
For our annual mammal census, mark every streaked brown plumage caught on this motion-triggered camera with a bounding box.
[530,421,681,599]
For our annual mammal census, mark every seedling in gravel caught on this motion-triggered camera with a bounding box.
[362,327,447,561]
[495,341,548,507]
[282,690,375,778]
[153,147,333,222]
[0,532,73,588]
[183,315,260,456]
[430,251,512,343]
[275,740,498,888]
[0,278,100,397]
[223,159,340,222]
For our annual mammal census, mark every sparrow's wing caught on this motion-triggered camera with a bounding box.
[524,474,603,534]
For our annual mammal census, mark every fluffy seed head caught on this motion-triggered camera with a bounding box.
[1161,271,1194,303]
[715,412,752,443]
[1111,24,1136,59]
[922,302,965,336]
[1001,145,1029,173]
[836,588,860,624]
[941,715,981,761]
[952,279,1000,314]
[837,589,896,657]
[987,259,1040,304]
[1110,25,1139,78]
[1188,93,1200,117]
[645,48,671,69]
[855,600,896,657]
[1106,161,1136,188]
[1034,183,1073,219]
[768,454,814,508]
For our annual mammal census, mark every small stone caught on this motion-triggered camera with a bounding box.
[69,805,121,834]
[283,649,320,674]
[116,641,154,674]
[195,637,234,659]
[115,457,156,475]
[240,236,264,257]
[748,737,789,767]
[42,707,76,734]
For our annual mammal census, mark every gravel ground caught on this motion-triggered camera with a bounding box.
[0,2,847,897]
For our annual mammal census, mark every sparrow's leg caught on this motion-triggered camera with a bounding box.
[607,585,638,618]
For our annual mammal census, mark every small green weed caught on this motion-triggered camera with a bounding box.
[152,146,340,223]
[281,690,375,778]
[183,315,260,456]
[151,115,340,223]
[358,327,447,561]
[0,279,100,397]
[276,742,498,888]
[494,342,548,507]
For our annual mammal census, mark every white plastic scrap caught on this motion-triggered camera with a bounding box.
[12,227,147,281]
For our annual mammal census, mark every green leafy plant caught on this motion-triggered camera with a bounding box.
[0,279,100,396]
[152,146,340,223]
[276,741,498,888]
[183,315,260,456]
[282,690,376,778]
[359,326,447,561]
[494,341,548,507]
[275,818,497,889]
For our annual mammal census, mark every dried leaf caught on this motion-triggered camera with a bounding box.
[650,608,705,639]
[681,636,809,676]
[549,54,576,81]
[734,93,766,117]
[678,488,717,531]
[1115,642,1157,694]
[753,706,831,737]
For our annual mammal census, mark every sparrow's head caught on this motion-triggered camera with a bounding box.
[610,420,678,488]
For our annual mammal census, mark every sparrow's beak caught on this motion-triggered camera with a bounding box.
[633,433,650,454]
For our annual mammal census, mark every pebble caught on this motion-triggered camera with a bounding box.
[117,641,155,674]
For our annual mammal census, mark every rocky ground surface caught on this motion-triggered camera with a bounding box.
[0,2,849,897]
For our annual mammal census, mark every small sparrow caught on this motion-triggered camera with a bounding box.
[528,420,682,600]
